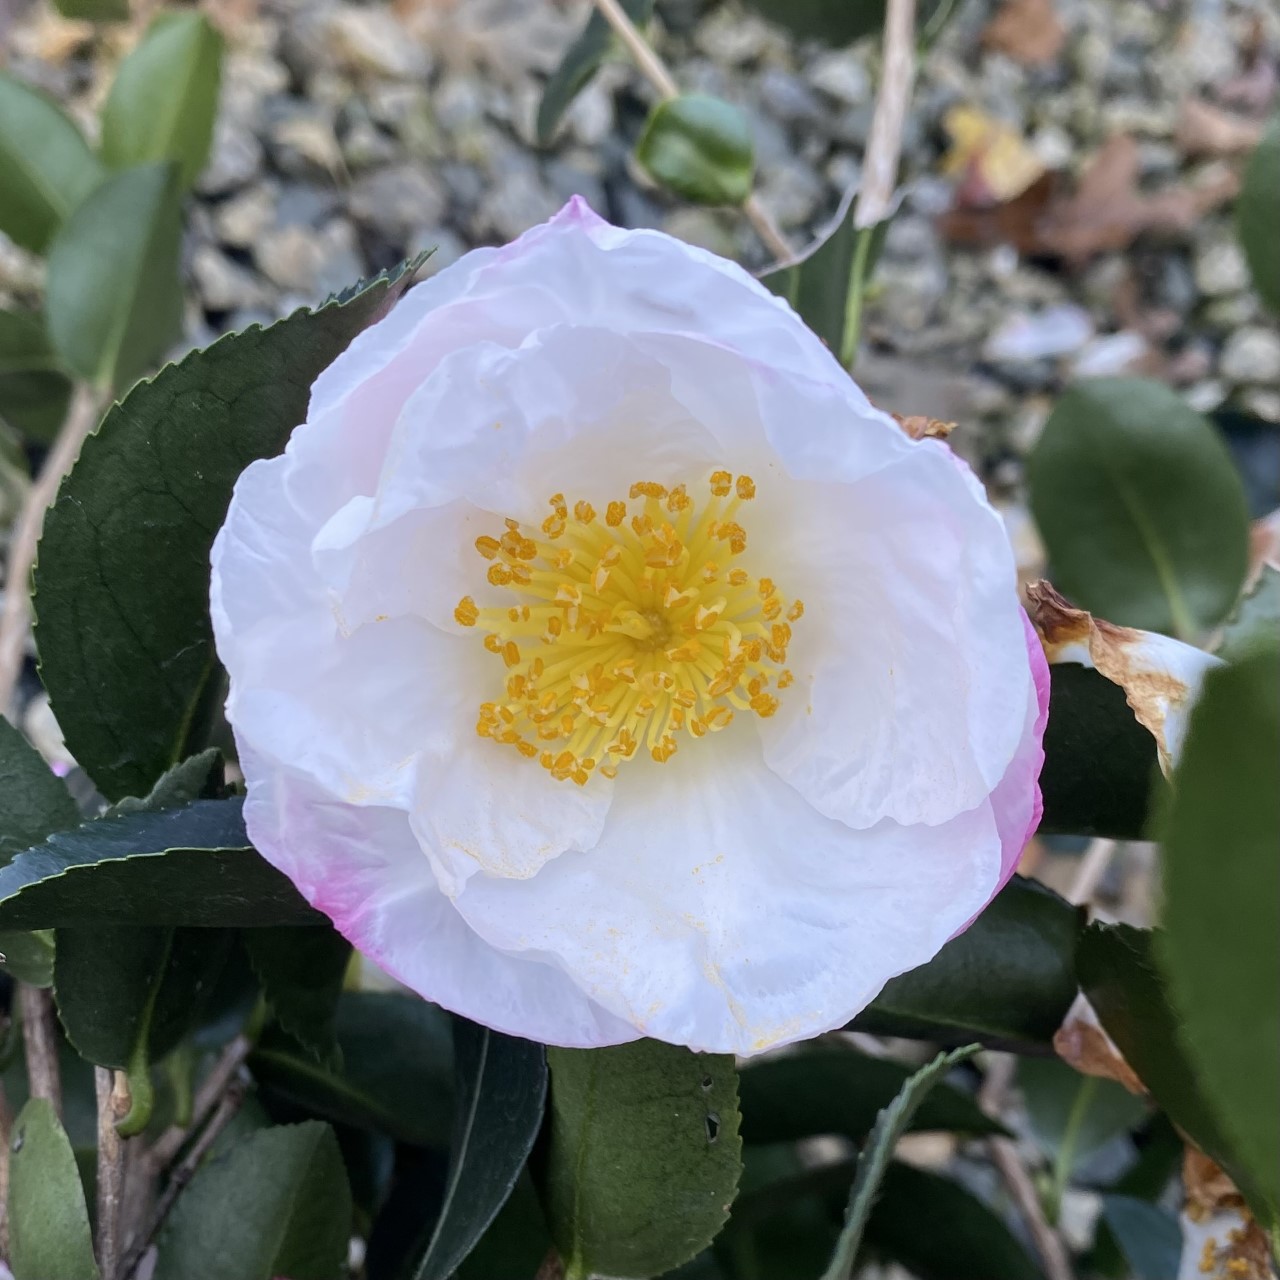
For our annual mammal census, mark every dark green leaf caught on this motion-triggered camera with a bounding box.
[45,162,183,392]
[739,1044,1003,1145]
[821,1045,981,1280]
[1039,663,1160,838]
[536,0,653,145]
[101,12,224,189]
[155,1121,352,1280]
[543,1038,742,1279]
[852,876,1083,1049]
[0,73,104,254]
[0,928,55,986]
[1078,923,1249,1195]
[0,798,316,929]
[1216,565,1280,662]
[245,924,351,1067]
[6,1098,99,1280]
[413,1020,548,1280]
[108,747,226,816]
[1098,1194,1182,1280]
[0,716,80,862]
[456,1173,552,1280]
[1158,646,1280,1217]
[1028,378,1250,637]
[1238,115,1280,313]
[251,992,455,1147]
[763,186,888,359]
[636,94,755,206]
[1019,1056,1148,1170]
[54,926,233,1069]
[742,0,888,43]
[864,1163,1042,1280]
[34,257,425,802]
[0,310,72,444]
[51,0,130,19]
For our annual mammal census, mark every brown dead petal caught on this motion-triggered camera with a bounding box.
[1053,993,1146,1095]
[1245,508,1280,590]
[1180,1154,1276,1280]
[1175,98,1265,158]
[981,0,1066,66]
[891,412,957,441]
[1026,581,1219,773]
[1035,135,1241,263]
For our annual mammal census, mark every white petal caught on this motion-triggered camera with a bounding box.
[241,749,637,1048]
[448,729,1003,1056]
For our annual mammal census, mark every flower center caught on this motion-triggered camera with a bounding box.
[454,472,803,785]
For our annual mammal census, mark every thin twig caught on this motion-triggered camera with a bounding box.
[854,0,918,230]
[0,383,103,717]
[0,1076,12,1257]
[1066,838,1118,906]
[96,1068,131,1280]
[121,1084,245,1280]
[980,1055,1076,1280]
[588,0,793,261]
[146,1034,251,1172]
[18,984,63,1123]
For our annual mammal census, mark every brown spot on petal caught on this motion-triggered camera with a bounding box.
[891,412,958,441]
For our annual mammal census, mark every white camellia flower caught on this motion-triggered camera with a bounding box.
[211,199,1049,1055]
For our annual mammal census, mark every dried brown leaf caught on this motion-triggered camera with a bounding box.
[890,413,957,441]
[981,0,1065,67]
[1053,993,1146,1095]
[1175,98,1265,158]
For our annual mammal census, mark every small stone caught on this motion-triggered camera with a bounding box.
[758,159,823,229]
[322,6,428,81]
[213,183,278,249]
[267,105,343,178]
[196,116,264,196]
[693,8,773,64]
[1242,389,1280,423]
[340,118,399,170]
[1220,328,1280,385]
[473,166,561,243]
[255,219,365,297]
[348,165,447,239]
[663,208,737,258]
[1193,240,1250,297]
[809,50,872,106]
[985,305,1095,362]
[191,245,273,313]
[1069,331,1151,378]
[1185,379,1227,413]
[758,68,823,127]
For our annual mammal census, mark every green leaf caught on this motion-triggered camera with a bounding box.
[51,0,130,19]
[536,0,653,145]
[34,257,425,803]
[251,992,455,1148]
[738,1044,1004,1145]
[1028,377,1250,637]
[0,928,55,986]
[53,926,233,1069]
[742,0,888,42]
[1018,1057,1148,1218]
[0,798,316,929]
[1158,646,1280,1217]
[0,73,104,254]
[852,876,1083,1049]
[413,1020,548,1280]
[821,1045,980,1280]
[0,716,80,862]
[245,924,352,1067]
[763,187,888,360]
[543,1038,742,1280]
[636,95,755,206]
[1078,923,1249,1196]
[1097,1194,1182,1280]
[863,1163,1042,1280]
[0,310,72,444]
[1216,565,1280,662]
[456,1173,552,1280]
[108,747,226,816]
[6,1098,100,1280]
[101,12,224,189]
[155,1121,352,1280]
[1238,115,1280,313]
[1039,663,1161,838]
[45,161,184,392]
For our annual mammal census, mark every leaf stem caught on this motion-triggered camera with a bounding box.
[840,225,876,369]
[18,983,62,1121]
[96,1067,131,1280]
[588,0,793,261]
[0,382,104,716]
[146,1033,251,1172]
[1049,1075,1098,1224]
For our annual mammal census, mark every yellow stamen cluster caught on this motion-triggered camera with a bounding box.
[454,473,803,784]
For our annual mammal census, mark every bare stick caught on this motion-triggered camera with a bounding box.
[0,383,103,716]
[854,0,918,229]
[96,1068,131,1280]
[0,1077,12,1257]
[588,0,793,261]
[121,1084,246,1280]
[18,984,63,1122]
[980,1055,1076,1280]
[1067,837,1118,906]
[146,1035,251,1172]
